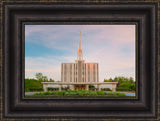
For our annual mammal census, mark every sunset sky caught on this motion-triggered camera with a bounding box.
[25,25,135,82]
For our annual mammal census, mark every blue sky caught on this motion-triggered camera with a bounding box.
[25,25,135,82]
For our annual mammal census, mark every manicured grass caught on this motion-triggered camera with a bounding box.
[29,90,127,97]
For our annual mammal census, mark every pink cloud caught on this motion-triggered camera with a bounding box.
[25,25,135,81]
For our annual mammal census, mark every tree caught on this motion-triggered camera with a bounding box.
[113,76,131,83]
[35,73,48,81]
[49,78,55,82]
[35,73,43,81]
[25,78,43,92]
[129,77,134,83]
[130,83,136,90]
[108,78,112,82]
[42,76,48,81]
[111,76,135,91]
[104,78,112,82]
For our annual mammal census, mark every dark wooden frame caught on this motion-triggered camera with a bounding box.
[2,1,158,120]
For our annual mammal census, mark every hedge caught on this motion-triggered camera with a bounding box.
[47,87,59,91]
[33,90,127,97]
[25,79,43,92]
[101,88,111,91]
[116,87,132,92]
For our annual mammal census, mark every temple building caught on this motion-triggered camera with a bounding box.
[61,30,99,88]
[42,31,118,91]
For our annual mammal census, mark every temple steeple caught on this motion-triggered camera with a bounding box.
[77,30,83,60]
[79,30,81,49]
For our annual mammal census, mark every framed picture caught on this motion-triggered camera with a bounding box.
[24,24,136,99]
[1,0,158,120]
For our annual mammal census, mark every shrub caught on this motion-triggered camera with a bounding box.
[89,84,95,88]
[97,91,105,95]
[101,88,111,91]
[25,78,43,92]
[69,91,77,95]
[39,93,44,96]
[112,92,120,96]
[130,83,136,91]
[60,91,66,95]
[82,90,90,95]
[43,91,54,95]
[78,92,83,96]
[64,92,70,95]
[56,91,63,96]
[43,91,50,95]
[116,87,130,92]
[47,87,59,91]
[118,93,126,97]
[107,92,113,96]
[32,90,128,97]
[89,91,97,96]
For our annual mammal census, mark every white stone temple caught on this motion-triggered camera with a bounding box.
[42,30,118,91]
[61,30,99,89]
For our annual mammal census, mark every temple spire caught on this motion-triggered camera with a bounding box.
[79,30,81,49]
[77,30,83,60]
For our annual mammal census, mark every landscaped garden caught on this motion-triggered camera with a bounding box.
[26,90,126,97]
[25,73,136,97]
[104,76,136,93]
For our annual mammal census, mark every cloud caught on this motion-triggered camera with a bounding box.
[84,46,135,81]
[25,56,76,80]
[25,25,135,52]
[25,25,135,81]
[25,49,135,82]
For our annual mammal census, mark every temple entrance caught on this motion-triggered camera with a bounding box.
[75,85,86,90]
